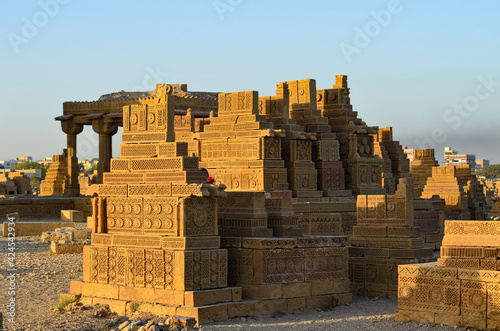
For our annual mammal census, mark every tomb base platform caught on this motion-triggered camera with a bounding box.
[68,281,352,325]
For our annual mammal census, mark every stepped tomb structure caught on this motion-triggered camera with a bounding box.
[372,127,411,194]
[409,149,439,197]
[421,165,487,220]
[348,178,437,298]
[40,149,68,196]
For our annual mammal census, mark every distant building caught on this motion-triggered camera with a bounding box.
[444,147,476,167]
[15,156,32,162]
[0,160,18,169]
[78,158,99,171]
[476,159,490,169]
[37,157,53,167]
[403,146,415,162]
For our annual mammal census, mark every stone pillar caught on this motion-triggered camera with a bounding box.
[92,118,118,184]
[61,120,83,197]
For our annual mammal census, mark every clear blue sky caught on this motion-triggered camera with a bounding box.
[1,0,499,164]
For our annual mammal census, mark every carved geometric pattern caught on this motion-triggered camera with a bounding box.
[128,184,156,196]
[107,197,143,234]
[108,248,117,284]
[103,173,144,184]
[182,249,227,291]
[183,198,217,236]
[155,184,172,196]
[227,248,253,284]
[98,185,128,197]
[487,283,500,319]
[398,263,457,279]
[116,248,127,285]
[110,159,130,172]
[161,237,220,250]
[133,249,145,287]
[304,247,348,282]
[164,251,174,290]
[218,91,258,114]
[357,194,410,226]
[398,275,460,315]
[171,184,207,197]
[122,132,167,143]
[158,143,188,158]
[130,158,182,172]
[90,247,99,283]
[263,137,281,159]
[460,280,486,318]
[441,247,485,259]
[120,144,158,158]
[143,197,179,236]
[260,249,305,284]
[98,247,108,284]
[144,249,154,288]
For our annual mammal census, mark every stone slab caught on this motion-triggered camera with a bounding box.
[50,240,88,254]
[61,210,84,222]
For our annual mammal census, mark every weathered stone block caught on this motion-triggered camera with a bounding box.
[154,288,184,306]
[69,280,82,295]
[336,292,352,304]
[61,210,84,222]
[311,281,334,296]
[282,283,311,298]
[227,301,255,318]
[50,240,88,254]
[241,284,282,300]
[176,303,229,325]
[184,288,233,307]
[434,313,459,326]
[254,299,287,316]
[395,309,435,323]
[306,295,335,309]
[287,297,306,311]
[231,287,242,302]
[118,285,155,303]
[349,237,423,249]
[81,282,119,300]
[387,226,420,238]
[352,226,387,237]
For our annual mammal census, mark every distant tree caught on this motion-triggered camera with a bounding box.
[85,164,98,176]
[13,161,49,179]
[78,163,85,173]
[483,164,500,179]
[30,174,42,188]
[472,168,485,179]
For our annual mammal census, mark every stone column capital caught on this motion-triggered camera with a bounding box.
[92,118,118,135]
[61,120,83,135]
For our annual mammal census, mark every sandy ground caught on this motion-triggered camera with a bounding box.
[0,225,473,331]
